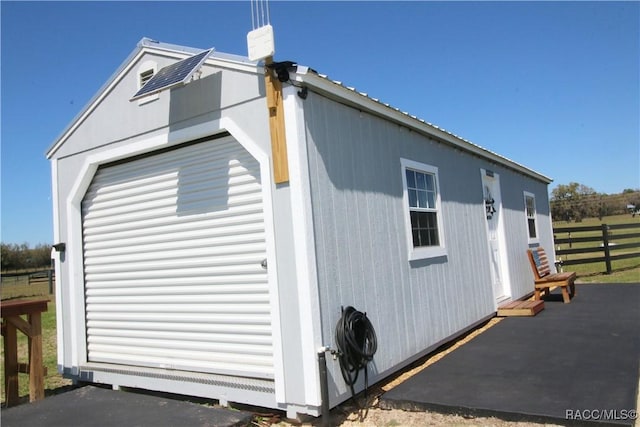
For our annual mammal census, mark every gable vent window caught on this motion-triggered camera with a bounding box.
[136,60,158,104]
[140,69,154,87]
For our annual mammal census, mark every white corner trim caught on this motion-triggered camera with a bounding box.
[282,85,323,406]
[50,161,65,365]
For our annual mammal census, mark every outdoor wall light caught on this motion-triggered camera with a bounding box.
[485,198,496,219]
[267,61,297,83]
[52,243,66,253]
[266,61,309,99]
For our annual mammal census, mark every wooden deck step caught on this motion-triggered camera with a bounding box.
[497,300,544,317]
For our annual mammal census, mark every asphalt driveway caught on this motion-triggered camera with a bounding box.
[1,385,252,427]
[381,283,640,425]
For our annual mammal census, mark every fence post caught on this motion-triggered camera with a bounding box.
[48,269,54,295]
[601,224,612,274]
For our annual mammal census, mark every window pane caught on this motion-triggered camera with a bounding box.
[408,190,418,207]
[410,211,418,225]
[417,211,427,228]
[419,229,430,246]
[410,211,439,247]
[528,218,537,238]
[427,211,436,228]
[418,190,428,208]
[427,192,436,209]
[426,212,435,228]
[431,215,439,245]
[406,170,416,188]
[412,230,420,247]
[430,228,439,246]
[526,196,535,217]
[425,174,435,191]
[416,172,426,190]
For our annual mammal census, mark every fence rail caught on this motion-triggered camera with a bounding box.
[553,223,640,274]
[1,269,55,297]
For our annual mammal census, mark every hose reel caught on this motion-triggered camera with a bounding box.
[334,306,378,398]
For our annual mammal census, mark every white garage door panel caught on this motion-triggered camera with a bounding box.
[82,137,274,378]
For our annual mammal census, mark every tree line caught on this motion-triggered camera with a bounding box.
[550,184,640,223]
[1,243,53,271]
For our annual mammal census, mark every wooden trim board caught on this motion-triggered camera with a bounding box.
[264,57,289,184]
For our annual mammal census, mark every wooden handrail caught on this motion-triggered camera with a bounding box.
[1,298,49,406]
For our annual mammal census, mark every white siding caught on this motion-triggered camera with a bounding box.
[303,93,497,401]
[81,137,274,378]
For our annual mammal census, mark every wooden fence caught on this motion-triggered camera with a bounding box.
[553,223,640,274]
[1,269,55,297]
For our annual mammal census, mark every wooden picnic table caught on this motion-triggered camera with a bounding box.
[1,298,49,406]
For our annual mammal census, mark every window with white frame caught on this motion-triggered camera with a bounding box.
[524,191,538,241]
[401,158,446,260]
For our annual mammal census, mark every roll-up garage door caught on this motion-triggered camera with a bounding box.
[81,137,273,379]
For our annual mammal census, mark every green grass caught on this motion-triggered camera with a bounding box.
[1,299,73,404]
[553,214,640,283]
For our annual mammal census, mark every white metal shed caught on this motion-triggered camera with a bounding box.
[48,38,554,418]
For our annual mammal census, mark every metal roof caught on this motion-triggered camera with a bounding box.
[46,38,552,184]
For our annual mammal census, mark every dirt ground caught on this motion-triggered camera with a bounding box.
[334,408,557,427]
[321,387,560,427]
[260,318,562,427]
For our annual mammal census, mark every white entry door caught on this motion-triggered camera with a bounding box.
[481,170,509,302]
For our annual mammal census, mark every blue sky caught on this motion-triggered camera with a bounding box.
[1,1,638,245]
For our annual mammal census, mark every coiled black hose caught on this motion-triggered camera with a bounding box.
[334,306,378,398]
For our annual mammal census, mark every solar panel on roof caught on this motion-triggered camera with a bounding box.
[130,48,214,101]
